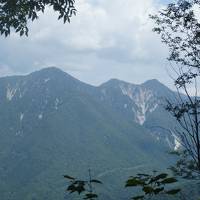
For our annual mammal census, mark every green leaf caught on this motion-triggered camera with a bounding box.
[137,173,150,177]
[154,173,168,180]
[154,187,164,194]
[76,184,85,194]
[63,175,75,180]
[132,195,144,200]
[143,186,154,194]
[149,173,168,183]
[166,189,181,195]
[20,30,24,36]
[84,193,98,199]
[125,178,145,187]
[90,179,102,184]
[161,177,177,184]
[67,184,76,193]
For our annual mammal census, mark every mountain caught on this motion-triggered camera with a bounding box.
[99,78,180,150]
[99,78,173,125]
[0,67,178,200]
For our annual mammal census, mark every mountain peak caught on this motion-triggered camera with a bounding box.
[39,66,63,73]
[100,78,173,95]
[30,67,66,76]
[100,78,136,88]
[105,78,124,84]
[142,78,169,90]
[142,79,163,86]
[28,67,77,82]
[141,79,173,97]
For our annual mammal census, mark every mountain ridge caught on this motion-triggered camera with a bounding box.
[0,67,178,200]
[0,67,172,92]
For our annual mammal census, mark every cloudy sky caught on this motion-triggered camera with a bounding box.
[0,0,174,87]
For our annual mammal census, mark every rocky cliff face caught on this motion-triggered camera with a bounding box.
[99,78,180,150]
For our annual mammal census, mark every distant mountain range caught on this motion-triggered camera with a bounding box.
[0,67,179,200]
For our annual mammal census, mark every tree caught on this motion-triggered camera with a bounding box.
[150,0,200,70]
[165,72,200,171]
[0,0,76,37]
[150,1,200,198]
[150,0,200,171]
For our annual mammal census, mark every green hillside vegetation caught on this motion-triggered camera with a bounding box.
[0,68,174,200]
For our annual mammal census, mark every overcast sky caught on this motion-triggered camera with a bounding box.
[0,0,174,87]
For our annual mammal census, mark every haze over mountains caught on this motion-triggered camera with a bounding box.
[0,67,179,200]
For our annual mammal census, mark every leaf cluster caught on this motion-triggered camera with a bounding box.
[64,173,102,200]
[169,150,200,179]
[0,0,76,37]
[125,171,181,200]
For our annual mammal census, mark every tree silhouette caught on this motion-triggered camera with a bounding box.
[151,0,200,171]
[150,1,200,198]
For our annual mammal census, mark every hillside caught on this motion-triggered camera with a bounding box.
[0,67,177,200]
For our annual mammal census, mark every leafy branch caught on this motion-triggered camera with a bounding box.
[64,169,102,200]
[125,171,181,200]
[0,0,76,37]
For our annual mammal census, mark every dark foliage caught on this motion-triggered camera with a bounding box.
[64,169,102,200]
[0,0,76,36]
[169,150,200,179]
[125,171,181,200]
